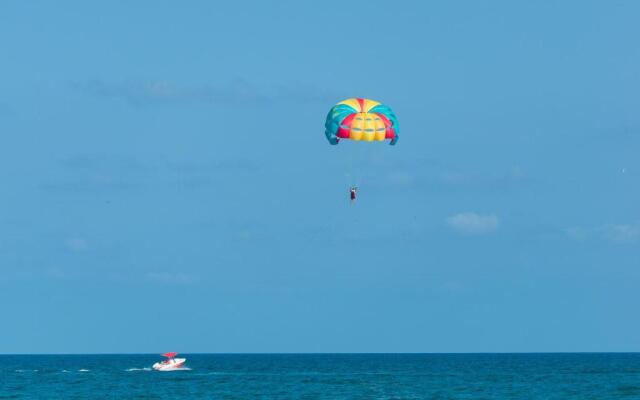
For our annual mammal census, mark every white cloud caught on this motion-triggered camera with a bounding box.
[564,223,640,244]
[446,212,499,235]
[146,272,194,285]
[65,238,88,252]
[564,227,590,241]
[601,224,640,244]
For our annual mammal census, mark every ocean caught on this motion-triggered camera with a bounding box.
[2,353,639,399]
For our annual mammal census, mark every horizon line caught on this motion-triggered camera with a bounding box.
[2,351,639,356]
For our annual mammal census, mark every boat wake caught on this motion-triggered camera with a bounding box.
[156,367,191,372]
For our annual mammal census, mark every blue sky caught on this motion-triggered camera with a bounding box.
[0,0,639,353]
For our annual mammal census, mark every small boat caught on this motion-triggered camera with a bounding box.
[152,352,186,371]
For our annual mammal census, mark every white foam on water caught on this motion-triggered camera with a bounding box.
[126,367,152,372]
[78,369,90,372]
[157,367,192,372]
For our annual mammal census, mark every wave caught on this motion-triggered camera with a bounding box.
[78,369,90,372]
[126,368,152,372]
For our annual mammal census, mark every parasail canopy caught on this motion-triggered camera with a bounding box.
[325,98,399,145]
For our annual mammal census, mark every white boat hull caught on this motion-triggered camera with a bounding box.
[152,358,186,371]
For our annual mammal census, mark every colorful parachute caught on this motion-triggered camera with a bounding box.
[325,98,399,145]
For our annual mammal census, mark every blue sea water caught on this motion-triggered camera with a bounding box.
[1,353,640,399]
